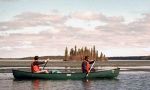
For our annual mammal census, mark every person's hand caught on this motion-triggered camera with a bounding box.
[45,60,48,63]
[45,58,49,62]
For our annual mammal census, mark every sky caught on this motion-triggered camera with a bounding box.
[0,0,150,58]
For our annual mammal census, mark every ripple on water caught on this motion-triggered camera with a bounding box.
[0,73,13,80]
[0,71,150,90]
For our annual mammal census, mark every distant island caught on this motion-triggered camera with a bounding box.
[109,56,150,60]
[64,45,108,61]
[0,56,64,60]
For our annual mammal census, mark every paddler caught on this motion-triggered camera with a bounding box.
[81,56,95,74]
[31,56,49,73]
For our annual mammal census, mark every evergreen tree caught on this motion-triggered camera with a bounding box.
[90,48,93,60]
[96,50,98,60]
[75,45,77,56]
[64,45,108,61]
[93,45,96,60]
[100,52,103,61]
[64,47,68,61]
[70,48,74,58]
[84,46,88,56]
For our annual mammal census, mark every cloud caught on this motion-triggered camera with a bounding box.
[15,11,67,24]
[0,11,150,57]
[129,13,150,32]
[71,11,103,21]
[0,11,67,31]
[71,11,124,23]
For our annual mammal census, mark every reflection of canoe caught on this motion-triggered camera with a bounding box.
[12,68,120,80]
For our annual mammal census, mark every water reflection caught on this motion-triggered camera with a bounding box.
[32,79,50,90]
[1,71,150,90]
[32,80,40,90]
[81,79,120,90]
[82,80,92,90]
[13,79,32,90]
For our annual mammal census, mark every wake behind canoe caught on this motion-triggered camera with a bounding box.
[12,68,120,80]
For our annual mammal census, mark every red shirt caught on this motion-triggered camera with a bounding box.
[82,60,91,73]
[31,61,44,73]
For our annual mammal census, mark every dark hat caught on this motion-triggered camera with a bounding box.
[84,56,89,60]
[34,56,39,60]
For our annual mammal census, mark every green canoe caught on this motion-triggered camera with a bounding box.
[12,68,120,80]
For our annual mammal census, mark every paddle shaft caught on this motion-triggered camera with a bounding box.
[86,61,95,76]
[43,61,48,70]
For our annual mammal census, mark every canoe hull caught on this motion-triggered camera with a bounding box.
[12,68,120,80]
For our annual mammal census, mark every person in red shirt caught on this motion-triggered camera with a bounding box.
[81,56,95,74]
[31,56,49,73]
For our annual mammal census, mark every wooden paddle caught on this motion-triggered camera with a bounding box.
[86,60,95,77]
[43,58,49,70]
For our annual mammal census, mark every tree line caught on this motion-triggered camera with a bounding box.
[64,45,108,61]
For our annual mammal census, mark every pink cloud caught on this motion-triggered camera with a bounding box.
[71,11,124,23]
[0,11,67,30]
[0,11,150,57]
[71,11,104,21]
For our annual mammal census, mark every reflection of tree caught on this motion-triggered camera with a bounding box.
[64,45,108,61]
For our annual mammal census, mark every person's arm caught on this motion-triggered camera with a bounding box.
[34,61,45,65]
[89,60,95,64]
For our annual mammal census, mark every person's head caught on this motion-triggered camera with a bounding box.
[84,56,89,61]
[34,56,39,61]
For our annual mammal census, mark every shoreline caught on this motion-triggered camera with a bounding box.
[0,60,150,67]
[0,60,150,73]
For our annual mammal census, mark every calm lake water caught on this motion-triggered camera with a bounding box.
[0,71,150,90]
